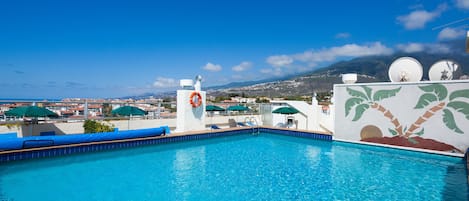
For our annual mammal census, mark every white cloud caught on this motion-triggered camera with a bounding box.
[456,0,469,9]
[427,43,451,54]
[202,62,222,72]
[438,27,465,40]
[232,61,252,72]
[262,42,393,76]
[294,42,393,66]
[396,42,450,54]
[260,68,283,76]
[153,77,177,88]
[396,43,425,53]
[397,4,447,30]
[335,32,351,39]
[266,55,294,67]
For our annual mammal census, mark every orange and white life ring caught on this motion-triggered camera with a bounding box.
[322,105,329,113]
[189,92,202,108]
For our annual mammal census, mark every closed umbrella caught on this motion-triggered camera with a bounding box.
[112,106,147,129]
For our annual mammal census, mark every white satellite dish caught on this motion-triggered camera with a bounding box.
[388,57,423,82]
[429,60,458,81]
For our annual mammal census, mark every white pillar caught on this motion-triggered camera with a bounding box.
[312,92,318,106]
[175,90,206,132]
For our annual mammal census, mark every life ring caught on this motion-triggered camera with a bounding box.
[189,92,202,108]
[322,105,329,113]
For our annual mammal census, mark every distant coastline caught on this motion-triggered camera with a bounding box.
[0,98,62,102]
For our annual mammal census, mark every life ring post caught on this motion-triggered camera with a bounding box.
[189,91,203,108]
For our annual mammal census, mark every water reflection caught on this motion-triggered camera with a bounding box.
[173,146,206,200]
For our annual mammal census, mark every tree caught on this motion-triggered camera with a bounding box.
[405,84,469,137]
[102,103,112,117]
[345,84,469,141]
[83,120,115,133]
[255,98,270,103]
[345,86,403,135]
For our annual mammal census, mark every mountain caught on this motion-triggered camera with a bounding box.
[128,39,468,99]
[209,39,469,97]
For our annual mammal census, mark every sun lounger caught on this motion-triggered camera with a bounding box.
[211,125,221,129]
[237,122,247,127]
[246,121,256,126]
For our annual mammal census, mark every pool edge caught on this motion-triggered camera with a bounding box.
[0,127,331,163]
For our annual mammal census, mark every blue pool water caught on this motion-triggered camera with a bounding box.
[0,133,467,201]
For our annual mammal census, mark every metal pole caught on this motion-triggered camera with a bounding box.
[84,100,89,120]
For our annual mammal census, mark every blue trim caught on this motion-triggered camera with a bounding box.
[0,128,331,163]
[0,126,170,151]
[259,128,332,141]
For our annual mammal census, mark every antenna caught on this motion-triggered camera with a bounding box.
[429,60,459,81]
[431,17,469,53]
[388,57,423,82]
[432,17,469,30]
[467,31,469,53]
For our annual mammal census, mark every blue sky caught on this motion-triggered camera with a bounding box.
[1,0,468,99]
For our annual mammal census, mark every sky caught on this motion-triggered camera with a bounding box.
[1,0,468,99]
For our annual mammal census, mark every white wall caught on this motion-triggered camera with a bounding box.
[334,80,469,154]
[176,90,206,132]
[0,115,262,137]
[270,100,333,132]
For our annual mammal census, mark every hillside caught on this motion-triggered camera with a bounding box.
[209,40,469,97]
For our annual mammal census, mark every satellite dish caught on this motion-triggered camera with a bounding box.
[388,57,423,82]
[429,60,458,81]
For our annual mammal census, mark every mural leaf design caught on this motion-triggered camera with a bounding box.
[346,88,369,101]
[405,102,445,138]
[449,89,469,101]
[345,98,365,116]
[352,104,369,121]
[372,87,401,102]
[414,93,438,109]
[362,86,373,100]
[414,128,424,136]
[418,84,447,101]
[447,101,469,120]
[442,109,463,134]
[345,86,403,135]
[388,128,398,136]
[408,137,418,144]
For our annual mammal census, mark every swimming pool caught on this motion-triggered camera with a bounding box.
[0,132,467,201]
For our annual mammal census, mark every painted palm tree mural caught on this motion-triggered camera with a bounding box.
[406,84,468,137]
[345,84,468,153]
[345,86,403,134]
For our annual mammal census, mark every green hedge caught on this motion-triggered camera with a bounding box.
[83,120,115,133]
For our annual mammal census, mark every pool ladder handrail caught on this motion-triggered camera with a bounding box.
[245,116,260,135]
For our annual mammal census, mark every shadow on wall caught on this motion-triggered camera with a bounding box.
[20,123,66,137]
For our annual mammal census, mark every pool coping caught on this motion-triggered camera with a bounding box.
[334,138,465,158]
[0,126,331,163]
